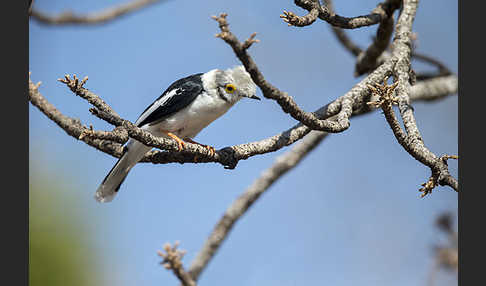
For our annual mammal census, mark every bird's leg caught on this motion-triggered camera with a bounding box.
[165,132,185,151]
[184,138,216,156]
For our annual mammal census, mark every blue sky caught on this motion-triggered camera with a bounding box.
[29,1,457,285]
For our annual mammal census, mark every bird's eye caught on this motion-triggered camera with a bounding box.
[225,84,236,93]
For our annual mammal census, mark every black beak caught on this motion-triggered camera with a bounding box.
[248,95,261,100]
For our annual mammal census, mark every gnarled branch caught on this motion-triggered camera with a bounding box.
[366,0,458,193]
[285,0,400,29]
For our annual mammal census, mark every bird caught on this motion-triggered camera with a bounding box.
[94,66,260,203]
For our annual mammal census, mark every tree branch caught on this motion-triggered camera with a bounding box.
[412,52,452,80]
[356,0,458,196]
[28,69,458,172]
[323,0,362,56]
[212,13,354,133]
[157,242,196,286]
[30,0,165,26]
[285,0,400,29]
[280,8,319,27]
[187,130,328,280]
[354,13,395,76]
[183,73,458,280]
[28,9,458,191]
[184,74,457,282]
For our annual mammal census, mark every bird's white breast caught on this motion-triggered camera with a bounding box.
[149,91,233,139]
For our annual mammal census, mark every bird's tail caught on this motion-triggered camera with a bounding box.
[94,140,152,203]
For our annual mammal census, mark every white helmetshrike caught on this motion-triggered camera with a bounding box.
[95,66,259,203]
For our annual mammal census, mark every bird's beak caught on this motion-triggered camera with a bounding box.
[246,94,261,100]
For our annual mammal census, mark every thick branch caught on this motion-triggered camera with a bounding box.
[185,73,458,279]
[386,0,458,192]
[30,0,164,26]
[356,1,458,195]
[28,10,458,182]
[409,75,457,102]
[28,67,457,170]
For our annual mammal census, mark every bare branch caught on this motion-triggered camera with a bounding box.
[418,155,458,197]
[186,70,458,279]
[280,8,319,27]
[386,0,458,192]
[188,130,328,280]
[185,73,458,278]
[355,15,395,76]
[157,242,196,286]
[28,64,458,172]
[78,125,129,143]
[368,75,458,195]
[28,9,458,188]
[212,13,353,133]
[30,0,164,26]
[29,73,126,158]
[324,0,362,56]
[409,75,457,102]
[412,52,452,80]
[241,32,260,50]
[287,0,400,29]
[358,0,458,194]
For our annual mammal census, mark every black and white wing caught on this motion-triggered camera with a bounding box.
[95,72,205,203]
[135,73,204,127]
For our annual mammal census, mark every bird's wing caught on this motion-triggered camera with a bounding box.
[135,73,204,127]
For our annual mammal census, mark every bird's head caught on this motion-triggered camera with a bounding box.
[215,66,260,103]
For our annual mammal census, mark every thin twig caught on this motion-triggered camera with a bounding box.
[157,242,196,286]
[30,0,164,26]
[324,0,362,56]
[412,52,452,80]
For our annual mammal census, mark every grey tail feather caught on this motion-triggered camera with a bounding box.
[94,140,152,203]
[94,154,131,203]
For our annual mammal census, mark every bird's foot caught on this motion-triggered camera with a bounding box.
[184,138,216,157]
[166,132,186,151]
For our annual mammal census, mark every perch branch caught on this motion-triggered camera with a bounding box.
[28,70,457,170]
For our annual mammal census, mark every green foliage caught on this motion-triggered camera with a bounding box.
[29,171,103,286]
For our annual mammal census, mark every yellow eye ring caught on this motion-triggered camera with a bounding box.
[225,84,236,93]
